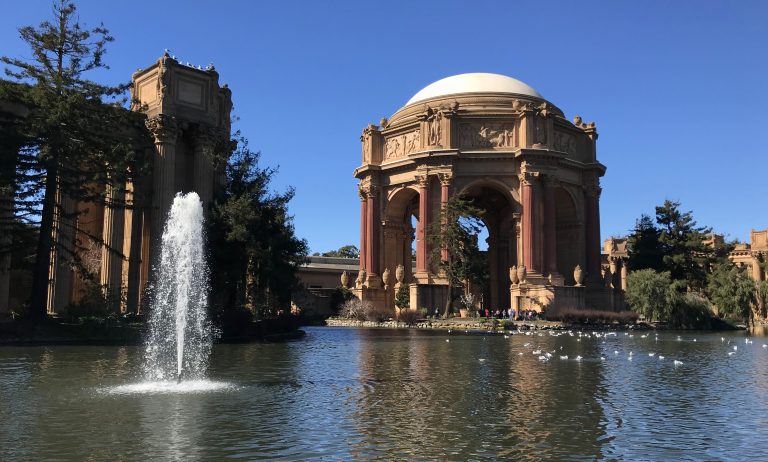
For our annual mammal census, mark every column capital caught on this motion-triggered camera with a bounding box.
[438,171,453,186]
[518,171,540,187]
[145,115,179,145]
[584,177,602,198]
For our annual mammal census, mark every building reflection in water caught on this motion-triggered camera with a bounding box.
[349,329,609,460]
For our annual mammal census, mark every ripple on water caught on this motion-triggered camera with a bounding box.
[105,379,237,395]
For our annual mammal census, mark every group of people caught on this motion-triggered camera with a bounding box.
[476,308,540,321]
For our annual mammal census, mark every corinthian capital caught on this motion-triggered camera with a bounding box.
[145,115,179,144]
[438,171,453,186]
[584,177,602,198]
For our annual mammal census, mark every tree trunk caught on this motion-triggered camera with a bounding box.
[29,168,58,320]
[443,286,453,319]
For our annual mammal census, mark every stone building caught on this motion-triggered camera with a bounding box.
[352,73,623,313]
[728,229,767,282]
[1,53,233,315]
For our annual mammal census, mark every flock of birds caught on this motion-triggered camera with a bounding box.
[443,328,768,368]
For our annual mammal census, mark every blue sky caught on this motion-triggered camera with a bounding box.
[3,1,767,252]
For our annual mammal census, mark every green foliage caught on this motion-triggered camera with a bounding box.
[394,283,410,310]
[209,138,308,318]
[314,245,359,259]
[427,195,486,317]
[329,285,354,313]
[397,308,420,326]
[707,262,756,323]
[627,214,664,271]
[1,1,151,319]
[625,269,674,321]
[655,200,715,291]
[669,292,713,329]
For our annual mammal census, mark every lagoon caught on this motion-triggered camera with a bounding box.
[2,327,768,460]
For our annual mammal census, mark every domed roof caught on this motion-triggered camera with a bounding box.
[405,73,543,106]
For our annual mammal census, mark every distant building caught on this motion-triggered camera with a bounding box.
[728,229,767,282]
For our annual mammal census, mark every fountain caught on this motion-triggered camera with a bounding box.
[144,191,211,383]
[111,192,231,394]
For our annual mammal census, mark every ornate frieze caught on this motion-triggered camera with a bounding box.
[458,122,515,149]
[553,130,576,154]
[384,130,420,160]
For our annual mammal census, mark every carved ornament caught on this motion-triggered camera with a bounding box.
[385,130,420,160]
[459,122,515,149]
[145,115,179,144]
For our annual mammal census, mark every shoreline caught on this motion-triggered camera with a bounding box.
[323,317,746,333]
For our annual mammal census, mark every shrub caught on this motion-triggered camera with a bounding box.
[546,307,639,324]
[339,298,368,321]
[397,308,420,326]
[329,286,355,314]
[394,283,410,310]
[625,269,674,321]
[364,303,392,323]
[669,292,713,329]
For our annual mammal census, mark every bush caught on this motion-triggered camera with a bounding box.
[625,269,674,321]
[339,298,367,321]
[329,286,355,314]
[669,292,713,329]
[394,283,410,310]
[397,308,420,326]
[339,298,393,322]
[545,307,639,324]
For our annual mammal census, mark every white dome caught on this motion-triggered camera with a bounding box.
[405,73,542,106]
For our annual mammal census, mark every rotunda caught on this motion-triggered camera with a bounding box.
[353,73,622,313]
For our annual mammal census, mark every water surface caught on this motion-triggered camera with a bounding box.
[1,327,767,460]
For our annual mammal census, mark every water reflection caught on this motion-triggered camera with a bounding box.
[3,329,768,460]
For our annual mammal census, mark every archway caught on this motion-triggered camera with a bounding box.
[458,182,518,311]
[382,187,418,292]
[555,187,581,284]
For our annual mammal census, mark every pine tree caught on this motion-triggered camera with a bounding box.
[655,200,714,291]
[427,195,485,317]
[627,214,664,271]
[209,139,308,319]
[1,1,149,319]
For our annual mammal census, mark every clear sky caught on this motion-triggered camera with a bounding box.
[3,1,767,252]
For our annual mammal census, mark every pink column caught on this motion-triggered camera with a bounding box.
[359,187,368,271]
[543,177,558,275]
[521,175,535,271]
[416,176,430,273]
[439,173,452,262]
[366,187,380,275]
[584,180,602,285]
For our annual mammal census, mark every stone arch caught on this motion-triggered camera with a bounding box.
[382,186,419,290]
[555,186,581,284]
[455,179,520,310]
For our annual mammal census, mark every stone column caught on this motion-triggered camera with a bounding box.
[100,184,125,312]
[438,172,452,262]
[584,177,602,286]
[608,258,618,289]
[358,183,368,271]
[146,115,179,251]
[415,173,430,275]
[620,260,628,291]
[192,126,216,207]
[47,187,76,314]
[543,175,558,276]
[366,184,381,278]
[520,172,541,273]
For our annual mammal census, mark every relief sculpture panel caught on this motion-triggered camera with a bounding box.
[458,122,515,149]
[553,130,576,155]
[385,130,420,161]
